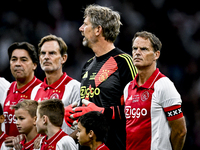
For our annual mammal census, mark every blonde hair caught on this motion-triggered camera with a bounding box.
[12,100,38,118]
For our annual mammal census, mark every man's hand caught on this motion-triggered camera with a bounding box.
[65,100,105,128]
[64,101,78,128]
[70,99,105,120]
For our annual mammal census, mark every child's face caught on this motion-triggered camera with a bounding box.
[0,114,5,124]
[14,108,36,134]
[76,122,91,146]
[36,108,45,134]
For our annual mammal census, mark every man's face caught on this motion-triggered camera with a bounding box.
[132,37,160,69]
[15,108,36,135]
[76,122,91,146]
[39,41,66,73]
[10,49,36,81]
[79,16,97,48]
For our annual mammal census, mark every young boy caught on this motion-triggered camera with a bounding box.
[76,111,110,150]
[35,99,77,150]
[0,104,8,150]
[11,100,41,150]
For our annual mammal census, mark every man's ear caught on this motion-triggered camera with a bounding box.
[154,50,160,61]
[33,63,37,71]
[61,54,68,64]
[95,25,102,36]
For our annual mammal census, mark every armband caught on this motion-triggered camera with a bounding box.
[164,105,183,121]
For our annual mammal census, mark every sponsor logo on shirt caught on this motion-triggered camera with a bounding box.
[125,106,147,119]
[4,112,16,124]
[80,85,100,99]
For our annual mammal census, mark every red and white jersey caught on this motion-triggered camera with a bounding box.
[0,77,10,104]
[37,129,77,150]
[2,76,42,136]
[96,143,110,150]
[0,132,8,149]
[31,72,80,134]
[124,69,183,150]
[12,134,41,150]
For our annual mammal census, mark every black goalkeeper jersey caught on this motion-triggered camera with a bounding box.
[80,48,137,150]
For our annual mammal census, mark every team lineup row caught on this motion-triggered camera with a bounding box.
[0,4,187,150]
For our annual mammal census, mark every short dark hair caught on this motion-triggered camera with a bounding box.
[132,31,162,52]
[38,99,64,127]
[78,111,109,142]
[8,42,38,64]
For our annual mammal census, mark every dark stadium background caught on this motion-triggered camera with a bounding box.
[0,0,199,149]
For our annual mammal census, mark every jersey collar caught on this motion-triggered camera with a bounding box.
[13,76,38,93]
[132,68,160,90]
[41,72,67,90]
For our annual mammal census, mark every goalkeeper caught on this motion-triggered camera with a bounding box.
[64,4,137,150]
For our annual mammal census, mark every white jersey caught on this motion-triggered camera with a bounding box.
[0,77,10,105]
[124,69,183,150]
[0,78,10,133]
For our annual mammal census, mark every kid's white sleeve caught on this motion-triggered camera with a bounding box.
[56,136,78,150]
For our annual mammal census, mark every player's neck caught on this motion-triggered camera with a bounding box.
[137,65,156,86]
[46,126,61,140]
[45,69,63,85]
[92,40,115,57]
[25,127,38,143]
[90,140,103,150]
[16,73,34,89]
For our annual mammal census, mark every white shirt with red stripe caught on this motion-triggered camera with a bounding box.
[31,73,80,135]
[124,68,183,150]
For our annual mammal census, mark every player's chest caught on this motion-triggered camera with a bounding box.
[36,87,65,101]
[125,88,154,119]
[4,91,31,108]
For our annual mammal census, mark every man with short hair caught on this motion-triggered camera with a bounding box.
[2,42,42,148]
[65,4,137,150]
[31,34,80,135]
[124,31,187,150]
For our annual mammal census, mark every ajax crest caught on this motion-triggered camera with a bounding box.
[141,91,149,101]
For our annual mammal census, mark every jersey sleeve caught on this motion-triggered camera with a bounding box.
[30,83,42,100]
[0,78,10,105]
[56,136,78,150]
[62,79,81,107]
[154,77,183,121]
[123,82,131,103]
